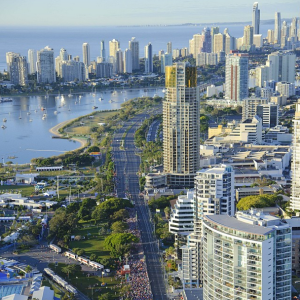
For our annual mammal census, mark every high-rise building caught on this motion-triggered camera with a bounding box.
[257,102,279,128]
[291,100,300,210]
[115,49,123,74]
[144,43,153,73]
[276,81,296,98]
[158,50,165,61]
[189,33,205,57]
[163,62,200,187]
[36,46,55,84]
[6,52,28,86]
[167,41,172,54]
[60,60,86,82]
[124,49,132,73]
[203,210,292,300]
[109,39,120,58]
[225,52,249,101]
[96,62,113,78]
[160,53,172,74]
[267,29,275,43]
[169,191,194,258]
[28,49,37,74]
[290,17,298,38]
[60,48,68,61]
[213,33,225,53]
[82,43,90,66]
[274,12,281,44]
[252,2,260,34]
[242,25,254,51]
[181,164,235,288]
[211,27,220,52]
[202,27,212,53]
[267,51,296,83]
[253,34,263,48]
[242,96,269,121]
[129,37,139,70]
[225,33,235,54]
[100,40,106,61]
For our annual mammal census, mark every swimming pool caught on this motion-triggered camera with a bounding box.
[0,284,24,297]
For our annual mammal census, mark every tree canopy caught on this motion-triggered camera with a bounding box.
[237,194,279,211]
[104,233,139,257]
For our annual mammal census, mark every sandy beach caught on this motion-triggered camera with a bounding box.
[49,118,88,150]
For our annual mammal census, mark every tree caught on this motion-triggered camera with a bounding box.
[237,194,278,211]
[98,294,110,300]
[25,265,32,273]
[164,207,171,219]
[104,233,139,257]
[87,146,100,153]
[77,249,85,256]
[111,221,129,233]
[62,264,81,278]
[111,209,129,222]
[90,254,97,261]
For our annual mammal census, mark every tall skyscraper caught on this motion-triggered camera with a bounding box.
[163,62,200,187]
[213,33,225,53]
[243,25,254,49]
[202,211,291,299]
[60,48,68,61]
[202,27,212,53]
[291,99,300,210]
[274,12,281,44]
[252,2,260,34]
[109,39,120,58]
[144,43,153,73]
[124,49,132,73]
[6,52,28,86]
[129,37,139,70]
[160,53,172,74]
[115,49,123,74]
[189,33,205,57]
[256,102,279,128]
[82,43,90,66]
[100,40,106,61]
[225,52,249,101]
[181,164,235,288]
[167,41,172,54]
[211,27,220,52]
[36,46,55,84]
[27,49,37,74]
[267,51,296,83]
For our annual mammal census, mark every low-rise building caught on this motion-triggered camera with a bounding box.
[236,185,280,201]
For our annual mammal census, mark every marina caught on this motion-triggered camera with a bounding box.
[0,88,164,164]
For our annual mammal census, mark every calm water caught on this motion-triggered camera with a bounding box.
[0,88,164,164]
[0,24,272,71]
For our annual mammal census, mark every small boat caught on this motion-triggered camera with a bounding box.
[162,89,166,93]
[99,97,103,101]
[34,109,37,113]
[7,156,17,159]
[93,106,98,109]
[79,95,82,99]
[92,93,96,97]
[109,99,113,103]
[19,111,22,119]
[29,118,33,122]
[41,107,46,111]
[68,93,73,98]
[3,118,7,122]
[54,111,58,115]
[27,112,31,115]
[124,98,127,102]
[1,125,6,129]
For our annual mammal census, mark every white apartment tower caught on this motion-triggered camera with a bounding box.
[6,52,28,86]
[203,210,292,300]
[82,43,90,66]
[291,100,300,210]
[163,62,200,187]
[181,165,235,288]
[124,49,132,73]
[167,41,172,54]
[144,43,153,73]
[252,2,260,34]
[129,37,139,70]
[242,96,269,121]
[275,12,281,44]
[28,49,37,74]
[225,52,249,101]
[100,40,106,61]
[36,46,55,84]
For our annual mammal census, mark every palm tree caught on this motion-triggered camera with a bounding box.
[25,265,32,274]
[62,264,75,278]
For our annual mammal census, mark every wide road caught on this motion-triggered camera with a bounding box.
[112,112,168,300]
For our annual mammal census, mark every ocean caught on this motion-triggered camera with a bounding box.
[0,23,273,72]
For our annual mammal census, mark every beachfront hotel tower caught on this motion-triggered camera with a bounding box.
[163,62,200,188]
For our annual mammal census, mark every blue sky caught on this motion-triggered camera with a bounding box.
[0,0,299,26]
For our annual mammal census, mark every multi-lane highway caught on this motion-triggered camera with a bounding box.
[112,112,168,300]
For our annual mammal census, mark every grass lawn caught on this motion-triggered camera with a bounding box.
[0,185,35,197]
[69,224,111,259]
[65,111,118,136]
[49,263,123,299]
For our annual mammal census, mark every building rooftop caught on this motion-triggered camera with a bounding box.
[204,214,274,235]
[183,288,203,300]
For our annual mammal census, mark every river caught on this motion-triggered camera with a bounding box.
[0,88,164,164]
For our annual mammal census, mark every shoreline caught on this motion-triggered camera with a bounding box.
[49,118,87,150]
